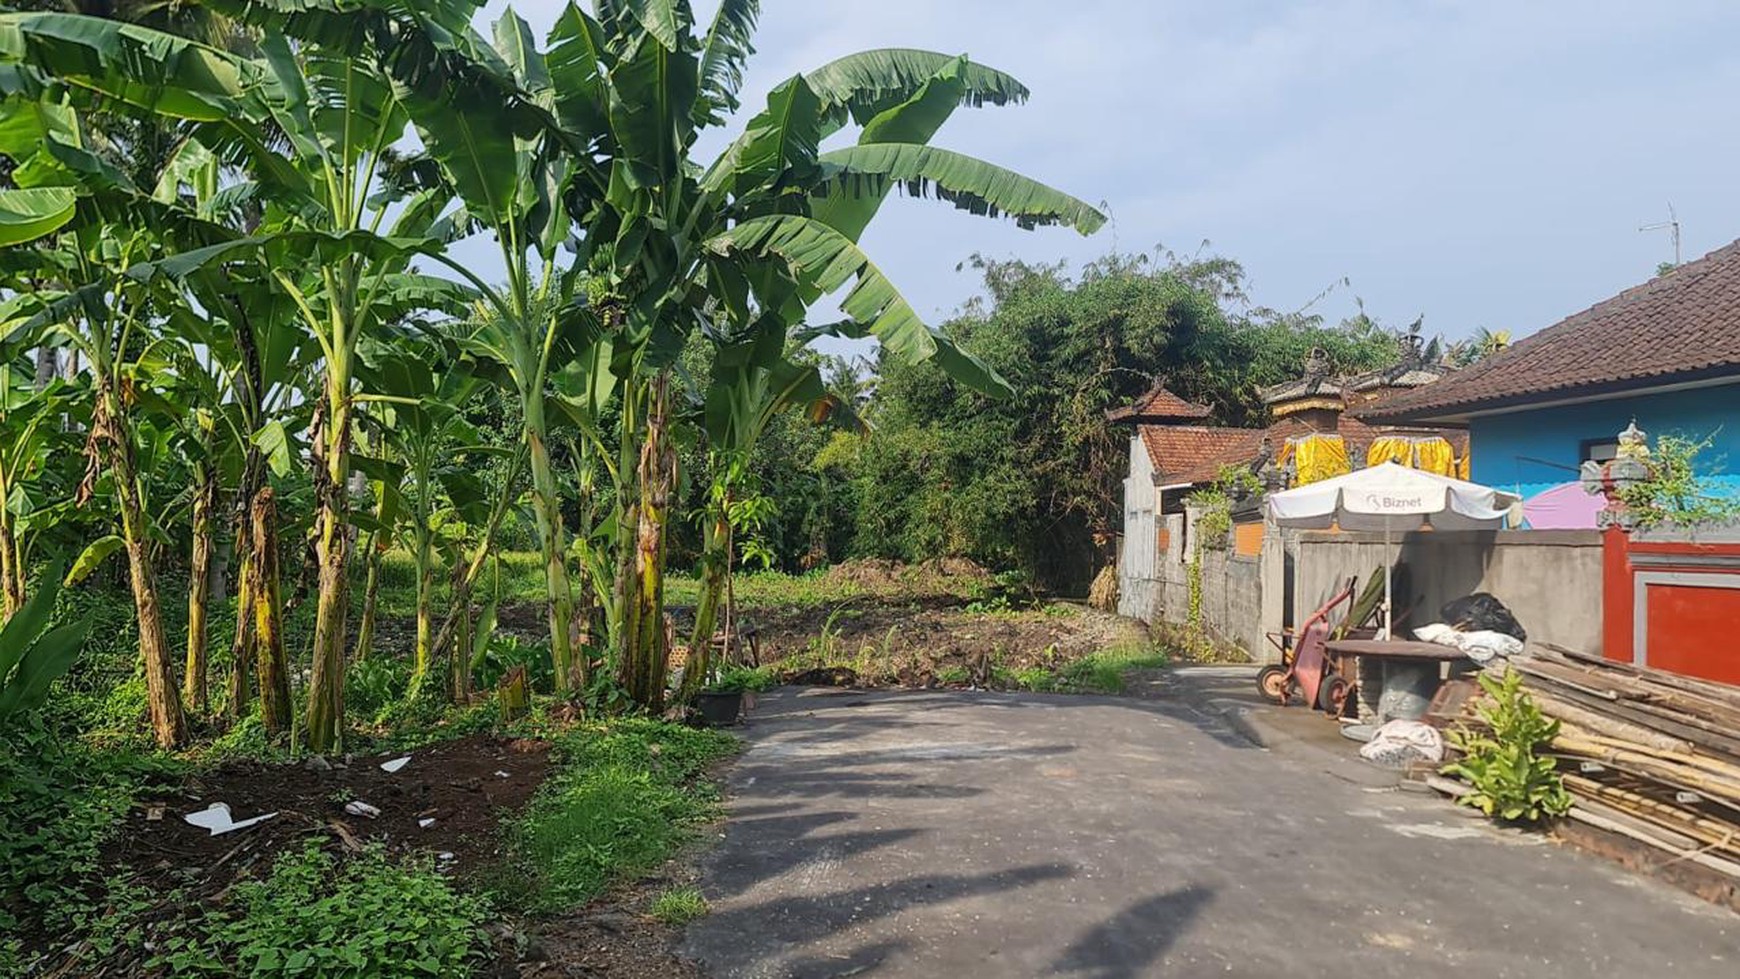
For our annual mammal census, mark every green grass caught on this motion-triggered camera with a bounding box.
[649,886,709,925]
[373,552,871,619]
[1052,640,1172,694]
[496,718,738,914]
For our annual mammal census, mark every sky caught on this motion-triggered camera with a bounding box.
[466,0,1740,345]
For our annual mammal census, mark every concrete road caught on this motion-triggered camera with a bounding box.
[682,684,1736,978]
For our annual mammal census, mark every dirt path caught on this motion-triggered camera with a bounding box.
[681,687,1735,978]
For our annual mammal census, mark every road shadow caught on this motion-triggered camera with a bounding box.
[1050,885,1216,979]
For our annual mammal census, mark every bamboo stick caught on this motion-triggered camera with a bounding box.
[1563,775,1740,859]
[1530,689,1696,755]
[1564,800,1740,881]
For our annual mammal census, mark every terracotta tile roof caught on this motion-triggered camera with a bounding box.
[1362,238,1740,423]
[1138,425,1252,482]
[1167,417,1467,486]
[1107,384,1213,424]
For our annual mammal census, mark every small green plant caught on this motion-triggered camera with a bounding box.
[935,665,970,686]
[346,656,412,722]
[475,634,555,693]
[1443,669,1572,824]
[151,842,488,977]
[708,664,776,693]
[1617,432,1740,528]
[0,562,91,723]
[1055,640,1171,694]
[649,886,709,925]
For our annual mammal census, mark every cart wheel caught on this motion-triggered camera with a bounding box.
[1317,675,1350,716]
[1257,665,1294,704]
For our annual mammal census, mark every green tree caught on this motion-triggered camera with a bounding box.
[852,251,1398,589]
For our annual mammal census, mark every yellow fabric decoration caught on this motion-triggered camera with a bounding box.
[1293,434,1351,485]
[1411,438,1456,476]
[1366,436,1413,468]
[1457,452,1471,481]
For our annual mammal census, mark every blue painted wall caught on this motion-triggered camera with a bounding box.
[1470,385,1740,493]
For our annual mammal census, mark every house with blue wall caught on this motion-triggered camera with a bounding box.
[1362,239,1740,509]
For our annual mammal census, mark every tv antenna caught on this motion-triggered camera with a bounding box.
[1639,203,1681,267]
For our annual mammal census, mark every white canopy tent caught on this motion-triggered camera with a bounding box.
[1266,462,1522,637]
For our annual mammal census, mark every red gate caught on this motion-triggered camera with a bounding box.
[1603,526,1740,684]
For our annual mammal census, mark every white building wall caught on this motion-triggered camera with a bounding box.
[1117,434,1159,619]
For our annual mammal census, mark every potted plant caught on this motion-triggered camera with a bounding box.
[695,665,773,727]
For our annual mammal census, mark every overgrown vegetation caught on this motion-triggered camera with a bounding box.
[151,843,490,978]
[841,253,1400,591]
[1444,669,1573,824]
[1617,432,1740,529]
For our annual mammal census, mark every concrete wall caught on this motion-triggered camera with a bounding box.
[1196,546,1265,655]
[1292,529,1604,653]
[1121,506,1269,659]
[1117,433,1158,620]
[1469,382,1740,490]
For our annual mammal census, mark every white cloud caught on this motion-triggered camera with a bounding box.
[469,0,1740,340]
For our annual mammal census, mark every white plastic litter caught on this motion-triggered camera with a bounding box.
[184,802,278,836]
[344,801,382,819]
[418,818,436,829]
[1411,623,1524,664]
[1457,630,1524,664]
[494,770,510,778]
[1413,623,1461,647]
[379,756,411,774]
[1358,719,1445,768]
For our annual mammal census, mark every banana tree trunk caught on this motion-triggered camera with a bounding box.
[304,373,353,752]
[525,393,579,693]
[0,517,20,623]
[411,531,436,688]
[182,467,217,715]
[93,380,186,749]
[620,373,675,710]
[225,537,254,722]
[352,530,382,662]
[251,487,292,734]
[678,508,730,702]
[450,556,472,702]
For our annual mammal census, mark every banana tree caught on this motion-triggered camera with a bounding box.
[354,336,492,691]
[0,349,88,622]
[524,4,1102,709]
[0,11,475,749]
[677,338,863,700]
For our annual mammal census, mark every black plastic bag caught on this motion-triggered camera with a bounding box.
[1440,593,1527,642]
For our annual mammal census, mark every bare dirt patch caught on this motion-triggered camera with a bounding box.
[106,734,552,896]
[743,598,1147,687]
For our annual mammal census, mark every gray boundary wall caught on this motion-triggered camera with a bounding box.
[1119,524,1603,659]
[1292,529,1604,653]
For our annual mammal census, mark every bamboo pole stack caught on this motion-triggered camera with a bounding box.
[1507,644,1740,883]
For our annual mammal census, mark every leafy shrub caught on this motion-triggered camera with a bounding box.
[152,842,487,977]
[475,634,554,693]
[1444,669,1573,824]
[707,664,776,693]
[0,715,181,951]
[347,656,412,722]
[1616,432,1740,528]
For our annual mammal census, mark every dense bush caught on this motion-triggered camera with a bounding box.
[839,252,1398,590]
